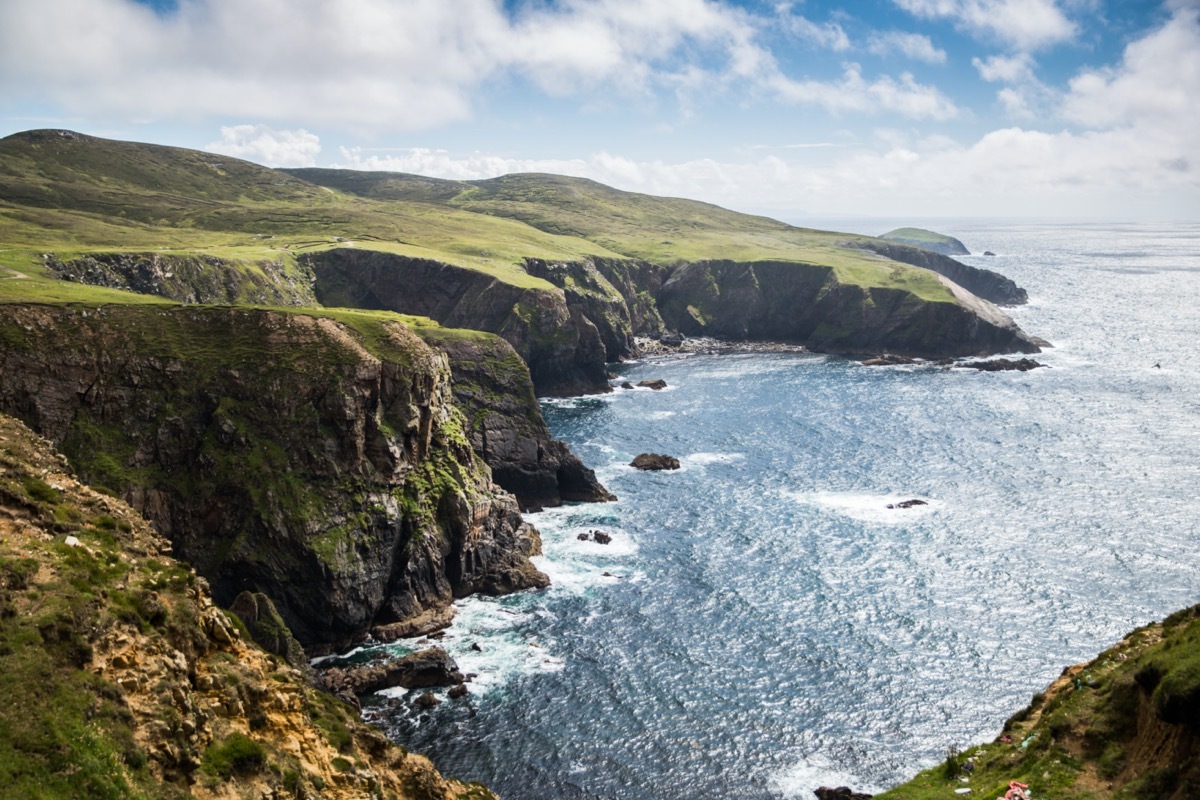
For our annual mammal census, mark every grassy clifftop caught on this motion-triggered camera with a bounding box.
[287,168,957,302]
[878,608,1200,800]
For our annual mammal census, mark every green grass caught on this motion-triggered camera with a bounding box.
[876,607,1200,800]
[1,131,958,302]
[880,227,960,245]
[200,733,266,779]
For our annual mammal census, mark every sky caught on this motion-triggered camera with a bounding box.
[1,0,1198,222]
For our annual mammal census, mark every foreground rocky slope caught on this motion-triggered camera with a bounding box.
[0,411,495,800]
[0,304,548,650]
[878,607,1200,800]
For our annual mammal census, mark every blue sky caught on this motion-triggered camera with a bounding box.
[1,0,1197,220]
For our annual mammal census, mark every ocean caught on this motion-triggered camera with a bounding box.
[344,220,1200,798]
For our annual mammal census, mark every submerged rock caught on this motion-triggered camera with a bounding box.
[630,453,681,471]
[956,358,1045,372]
[887,499,928,509]
[861,354,919,366]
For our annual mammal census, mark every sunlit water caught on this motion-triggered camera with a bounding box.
[336,221,1200,799]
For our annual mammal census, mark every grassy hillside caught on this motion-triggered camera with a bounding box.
[0,130,974,307]
[288,168,957,303]
[0,130,635,294]
[878,607,1200,800]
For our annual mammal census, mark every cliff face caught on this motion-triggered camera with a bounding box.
[302,249,612,397]
[417,328,615,510]
[656,260,1040,357]
[45,252,319,307]
[0,411,495,800]
[0,304,547,650]
[849,240,1028,306]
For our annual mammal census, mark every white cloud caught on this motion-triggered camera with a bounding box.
[867,31,948,63]
[333,9,1200,220]
[206,124,320,168]
[769,65,958,119]
[1063,6,1200,130]
[893,0,1077,50]
[0,0,967,132]
[777,6,852,51]
[972,53,1037,82]
[334,117,1195,219]
[0,0,767,131]
[971,52,1051,119]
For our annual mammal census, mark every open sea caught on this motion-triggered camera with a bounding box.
[342,220,1200,798]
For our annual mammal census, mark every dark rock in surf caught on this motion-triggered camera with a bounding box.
[620,382,635,390]
[892,499,928,509]
[592,531,612,544]
[318,647,463,698]
[956,358,1045,372]
[659,331,685,347]
[861,354,918,366]
[637,379,668,390]
[814,787,873,800]
[631,453,681,471]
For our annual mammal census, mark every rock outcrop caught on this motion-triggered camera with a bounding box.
[302,249,613,397]
[318,648,463,700]
[0,410,496,799]
[0,304,547,650]
[35,247,614,510]
[417,327,615,510]
[45,251,318,306]
[850,240,1028,306]
[655,260,1040,358]
[955,357,1045,372]
[630,453,681,471]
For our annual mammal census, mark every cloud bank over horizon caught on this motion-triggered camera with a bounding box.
[1,0,1197,219]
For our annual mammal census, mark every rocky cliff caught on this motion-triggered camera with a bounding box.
[850,239,1028,306]
[45,252,319,307]
[0,411,496,800]
[303,247,1038,389]
[302,250,612,397]
[655,260,1040,357]
[416,327,614,510]
[0,304,548,650]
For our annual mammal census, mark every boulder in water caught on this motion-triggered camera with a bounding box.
[631,453,681,471]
